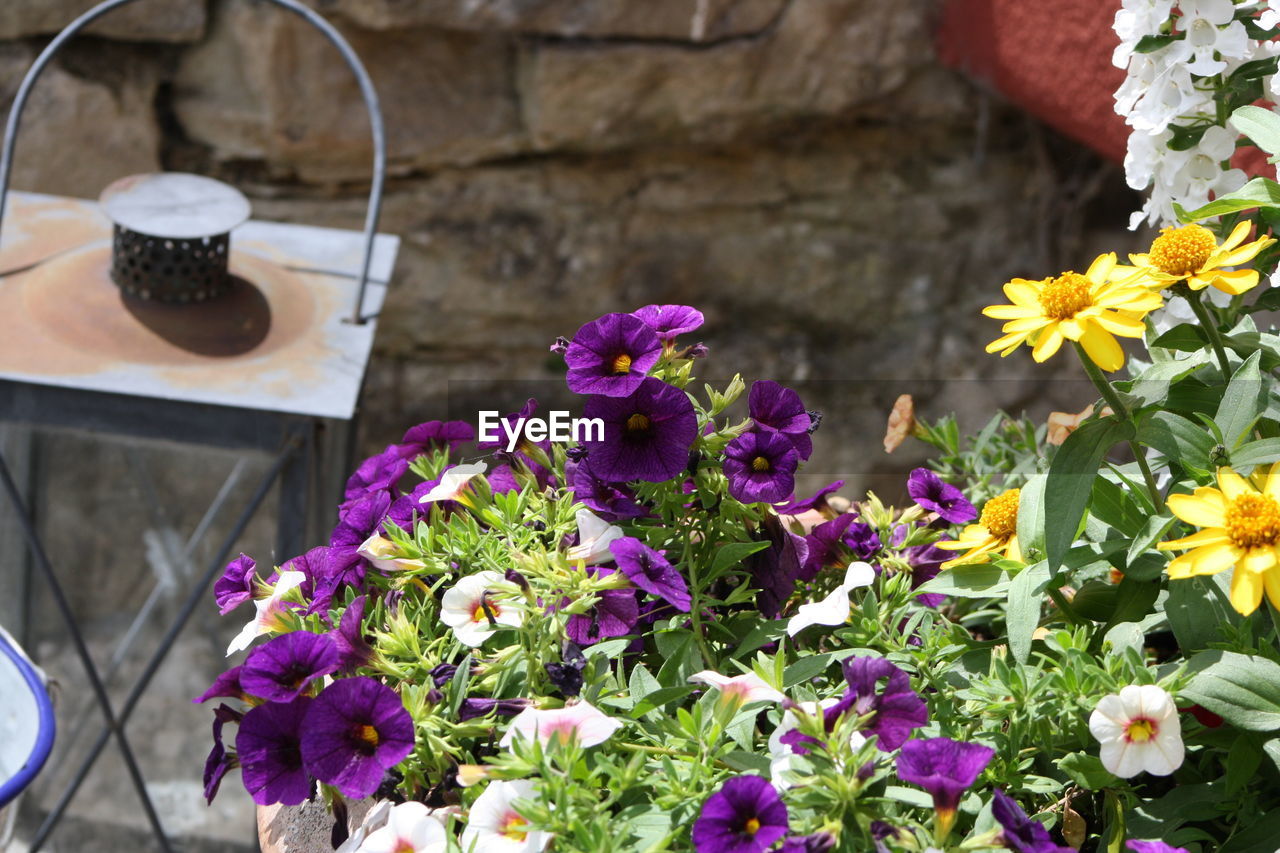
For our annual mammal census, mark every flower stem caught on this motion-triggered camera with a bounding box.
[1072,343,1165,514]
[1183,288,1233,377]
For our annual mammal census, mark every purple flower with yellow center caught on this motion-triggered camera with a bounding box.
[826,657,927,751]
[581,378,698,483]
[611,536,691,612]
[632,304,705,341]
[748,380,814,460]
[565,313,662,397]
[907,468,978,524]
[214,553,258,615]
[692,775,788,853]
[300,677,416,800]
[235,697,313,806]
[723,430,799,505]
[991,789,1074,853]
[241,630,341,703]
[565,567,640,646]
[203,704,241,804]
[896,737,994,837]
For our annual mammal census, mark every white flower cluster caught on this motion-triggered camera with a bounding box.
[1113,0,1280,229]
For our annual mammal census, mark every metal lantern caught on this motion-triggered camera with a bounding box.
[0,2,398,851]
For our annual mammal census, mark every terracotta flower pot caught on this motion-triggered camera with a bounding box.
[257,799,377,853]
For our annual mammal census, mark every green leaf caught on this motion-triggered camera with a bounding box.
[885,786,934,809]
[1264,738,1280,774]
[1183,650,1280,731]
[629,686,697,719]
[1136,411,1214,474]
[1221,809,1280,853]
[1058,752,1120,790]
[628,664,662,703]
[1007,562,1050,664]
[1181,175,1280,220]
[1231,106,1280,156]
[1225,734,1262,796]
[1164,573,1240,655]
[708,541,771,581]
[1125,513,1176,567]
[1123,357,1210,408]
[1215,351,1267,450]
[783,653,835,688]
[1228,437,1280,469]
[916,562,1010,598]
[1134,33,1178,53]
[1045,417,1135,572]
[1016,474,1046,560]
[1150,323,1208,352]
[721,750,771,774]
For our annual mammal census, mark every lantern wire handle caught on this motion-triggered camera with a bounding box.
[0,0,387,325]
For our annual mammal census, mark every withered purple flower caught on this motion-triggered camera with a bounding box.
[214,554,258,615]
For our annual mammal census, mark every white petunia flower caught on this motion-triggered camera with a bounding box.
[420,462,487,505]
[358,532,426,572]
[499,701,623,749]
[689,670,785,706]
[358,802,448,853]
[460,780,552,853]
[440,571,523,647]
[1089,684,1184,778]
[786,561,876,637]
[226,570,306,655]
[564,509,624,564]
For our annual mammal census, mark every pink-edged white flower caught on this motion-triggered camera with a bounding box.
[440,571,523,647]
[460,779,551,853]
[226,570,306,655]
[767,698,866,789]
[420,462,487,505]
[357,802,448,853]
[1089,685,1184,778]
[689,670,785,707]
[499,701,623,749]
[358,532,425,572]
[786,561,876,637]
[565,509,624,564]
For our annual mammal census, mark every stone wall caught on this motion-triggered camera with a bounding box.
[0,0,1145,500]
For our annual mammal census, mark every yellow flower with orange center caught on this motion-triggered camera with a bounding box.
[1120,222,1275,295]
[937,488,1022,569]
[1158,466,1280,616]
[983,253,1162,372]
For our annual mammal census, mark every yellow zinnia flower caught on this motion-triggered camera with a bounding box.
[936,488,1022,569]
[983,253,1163,372]
[1120,222,1275,295]
[1157,466,1280,616]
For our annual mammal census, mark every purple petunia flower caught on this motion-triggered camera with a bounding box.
[545,642,587,698]
[778,833,835,853]
[396,420,474,456]
[344,445,410,500]
[692,775,789,853]
[240,631,341,703]
[992,789,1074,853]
[746,513,808,619]
[774,480,845,515]
[235,697,313,806]
[565,568,641,646]
[611,537,691,612]
[907,468,978,524]
[331,595,373,673]
[568,458,648,521]
[748,381,814,460]
[565,313,663,397]
[203,704,241,804]
[194,665,247,704]
[1126,843,1189,853]
[844,521,882,561]
[632,304,705,342]
[214,554,258,615]
[300,677,416,800]
[581,378,698,483]
[896,737,994,824]
[827,657,928,752]
[723,430,799,505]
[457,697,532,722]
[905,543,950,608]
